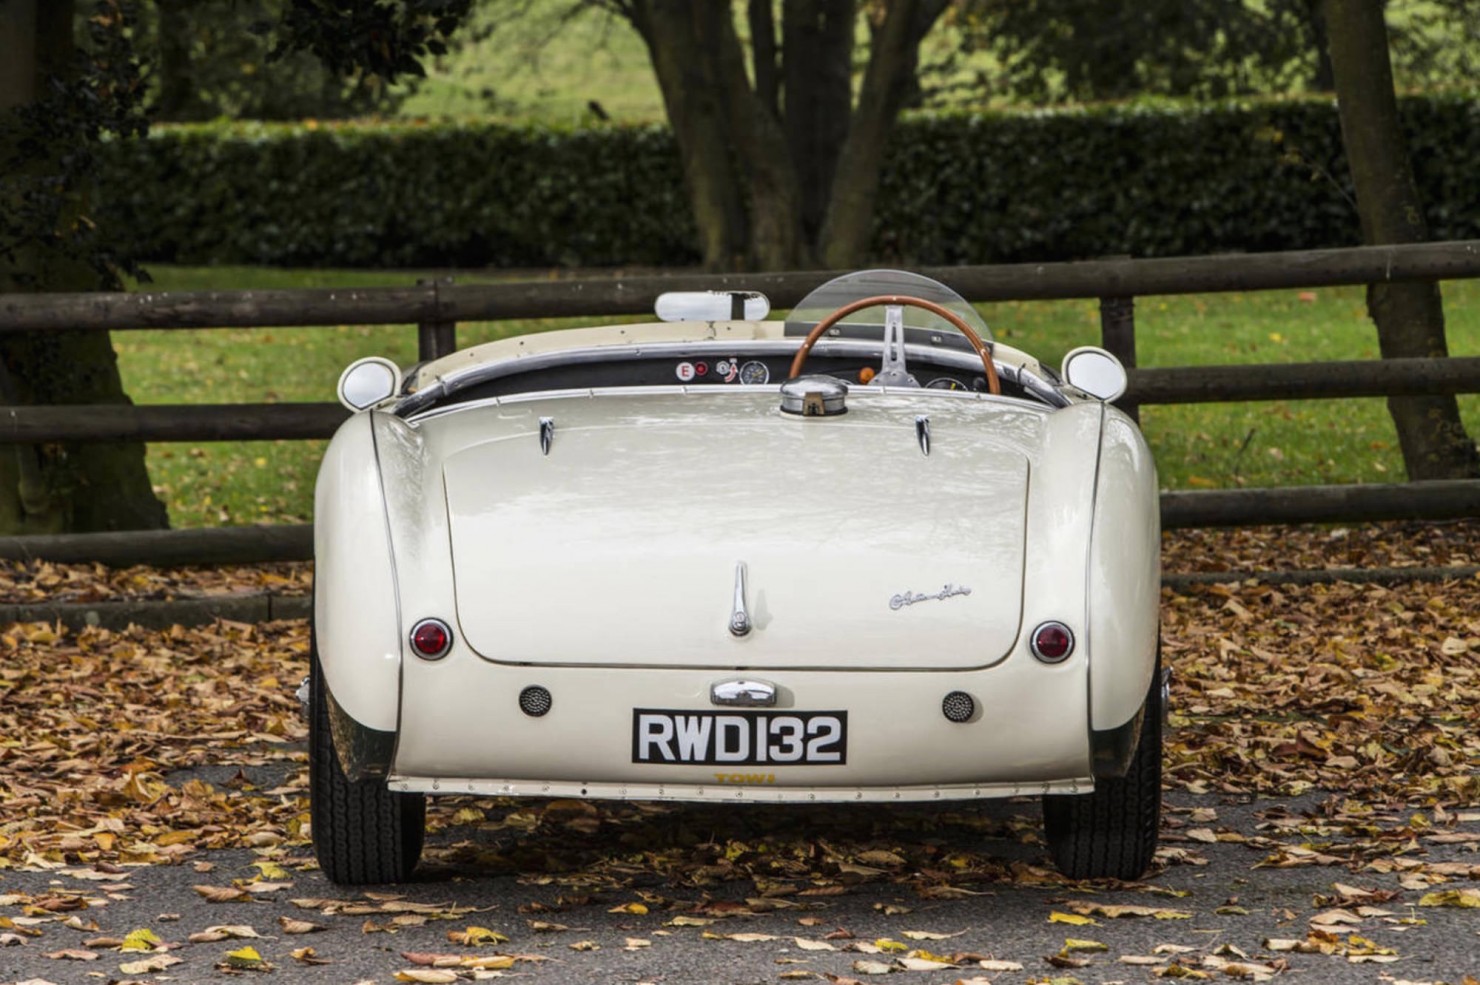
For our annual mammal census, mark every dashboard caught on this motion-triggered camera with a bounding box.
[431,353,1001,407]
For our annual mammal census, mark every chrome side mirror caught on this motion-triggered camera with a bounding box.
[337,357,402,411]
[655,290,770,322]
[1061,346,1128,402]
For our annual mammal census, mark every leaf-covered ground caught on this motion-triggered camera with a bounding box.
[1,522,1478,983]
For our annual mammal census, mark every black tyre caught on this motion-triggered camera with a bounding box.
[1042,659,1162,880]
[309,650,425,884]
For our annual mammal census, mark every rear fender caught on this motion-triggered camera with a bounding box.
[1087,407,1161,749]
[314,412,402,735]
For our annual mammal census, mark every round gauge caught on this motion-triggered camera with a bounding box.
[738,360,771,385]
[925,377,967,391]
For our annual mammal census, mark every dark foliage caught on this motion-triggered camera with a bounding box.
[0,0,151,290]
[92,93,1480,270]
[139,0,411,122]
[944,0,1478,105]
[267,0,477,82]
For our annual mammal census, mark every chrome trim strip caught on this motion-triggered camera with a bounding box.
[386,775,1095,801]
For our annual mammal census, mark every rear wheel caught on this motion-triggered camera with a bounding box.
[1042,660,1162,880]
[309,650,424,884]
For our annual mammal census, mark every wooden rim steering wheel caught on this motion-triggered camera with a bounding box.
[786,294,1000,396]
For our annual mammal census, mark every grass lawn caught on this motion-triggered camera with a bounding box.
[116,266,1480,528]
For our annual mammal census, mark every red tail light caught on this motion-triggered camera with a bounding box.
[1030,621,1074,663]
[410,618,453,659]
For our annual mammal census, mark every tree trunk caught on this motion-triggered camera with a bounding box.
[152,0,196,120]
[628,1,809,270]
[627,1,750,269]
[1319,0,1479,479]
[0,0,170,534]
[782,0,854,244]
[818,0,949,269]
[618,0,948,272]
[748,0,780,119]
[701,2,808,269]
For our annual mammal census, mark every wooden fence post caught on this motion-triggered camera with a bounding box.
[1099,294,1138,423]
[417,277,457,361]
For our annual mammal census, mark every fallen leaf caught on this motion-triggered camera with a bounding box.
[118,954,182,974]
[193,884,250,903]
[279,916,324,934]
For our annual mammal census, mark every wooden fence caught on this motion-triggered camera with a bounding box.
[1,240,1479,566]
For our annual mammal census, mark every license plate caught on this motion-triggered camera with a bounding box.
[632,710,847,766]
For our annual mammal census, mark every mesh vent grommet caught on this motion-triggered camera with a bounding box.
[519,686,553,717]
[942,691,975,723]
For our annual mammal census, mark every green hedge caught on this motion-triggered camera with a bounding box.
[96,93,1480,269]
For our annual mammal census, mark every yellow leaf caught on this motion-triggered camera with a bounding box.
[224,945,266,969]
[252,860,291,880]
[1419,889,1480,908]
[448,925,509,945]
[1064,937,1109,952]
[1049,911,1098,926]
[120,928,163,952]
[874,938,908,953]
[608,902,649,915]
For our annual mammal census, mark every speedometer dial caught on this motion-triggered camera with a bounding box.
[738,360,771,385]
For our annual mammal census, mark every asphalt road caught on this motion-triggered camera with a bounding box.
[2,775,1478,985]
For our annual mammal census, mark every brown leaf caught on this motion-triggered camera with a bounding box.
[192,884,250,903]
[278,916,324,934]
[119,954,183,974]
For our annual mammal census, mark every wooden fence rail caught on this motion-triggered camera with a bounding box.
[2,241,1478,332]
[1,240,1479,565]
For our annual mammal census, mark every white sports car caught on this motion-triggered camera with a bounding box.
[310,269,1163,885]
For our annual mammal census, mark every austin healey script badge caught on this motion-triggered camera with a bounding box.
[889,584,973,610]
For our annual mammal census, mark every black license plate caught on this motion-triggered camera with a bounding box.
[632,710,847,766]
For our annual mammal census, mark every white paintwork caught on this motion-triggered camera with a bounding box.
[393,656,1091,787]
[1088,407,1162,728]
[313,412,402,731]
[441,390,1033,670]
[314,303,1161,801]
